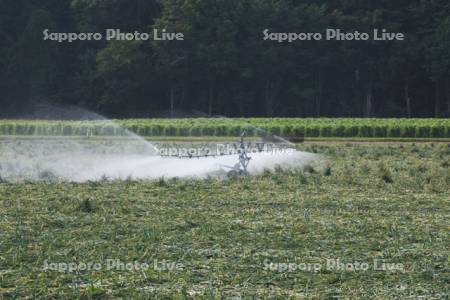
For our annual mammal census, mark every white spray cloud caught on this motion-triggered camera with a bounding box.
[0,106,318,182]
[0,138,317,182]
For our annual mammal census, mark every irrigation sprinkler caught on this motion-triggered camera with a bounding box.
[219,129,252,176]
[158,129,289,176]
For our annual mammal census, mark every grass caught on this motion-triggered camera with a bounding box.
[0,143,449,298]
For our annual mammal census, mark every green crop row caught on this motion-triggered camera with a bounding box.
[0,118,449,138]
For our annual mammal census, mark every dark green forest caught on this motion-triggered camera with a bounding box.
[1,0,450,118]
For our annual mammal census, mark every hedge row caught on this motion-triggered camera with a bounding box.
[0,118,449,138]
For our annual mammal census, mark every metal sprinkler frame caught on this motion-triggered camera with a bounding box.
[157,128,296,177]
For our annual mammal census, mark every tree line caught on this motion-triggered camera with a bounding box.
[1,0,449,118]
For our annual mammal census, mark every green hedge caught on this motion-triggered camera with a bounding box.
[0,118,449,138]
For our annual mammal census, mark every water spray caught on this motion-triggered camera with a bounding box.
[0,107,317,182]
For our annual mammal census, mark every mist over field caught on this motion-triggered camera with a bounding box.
[0,138,318,182]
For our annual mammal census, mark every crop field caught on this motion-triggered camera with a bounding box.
[1,118,450,139]
[0,139,449,298]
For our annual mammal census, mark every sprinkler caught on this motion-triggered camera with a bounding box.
[159,129,255,176]
[218,129,252,176]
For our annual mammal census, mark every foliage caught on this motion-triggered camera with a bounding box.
[1,1,450,117]
[0,118,449,138]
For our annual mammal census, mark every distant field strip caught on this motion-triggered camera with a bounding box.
[0,118,449,138]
